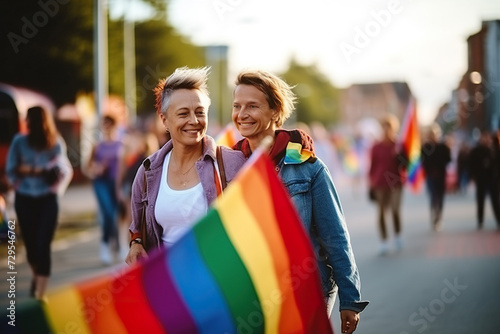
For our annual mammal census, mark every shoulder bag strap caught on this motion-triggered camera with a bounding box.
[216,146,227,191]
[140,171,149,251]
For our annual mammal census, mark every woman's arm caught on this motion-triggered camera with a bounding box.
[125,165,148,264]
[310,164,367,312]
[5,136,22,186]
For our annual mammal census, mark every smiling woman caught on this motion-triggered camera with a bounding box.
[231,69,369,333]
[125,67,246,265]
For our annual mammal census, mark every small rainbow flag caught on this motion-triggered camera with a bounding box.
[284,142,313,164]
[4,151,333,334]
[399,98,424,192]
[215,124,239,148]
[342,149,360,176]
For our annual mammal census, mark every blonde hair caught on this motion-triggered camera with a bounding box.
[235,70,296,128]
[153,67,211,114]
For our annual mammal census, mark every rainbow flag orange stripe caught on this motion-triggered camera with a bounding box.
[400,98,424,192]
[4,151,333,334]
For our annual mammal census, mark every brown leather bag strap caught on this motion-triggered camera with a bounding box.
[140,170,149,251]
[216,146,227,191]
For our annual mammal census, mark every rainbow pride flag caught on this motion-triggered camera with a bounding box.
[342,149,360,176]
[4,152,333,334]
[215,124,239,148]
[399,98,424,192]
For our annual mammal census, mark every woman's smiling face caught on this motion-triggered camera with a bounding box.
[160,88,209,147]
[232,84,277,143]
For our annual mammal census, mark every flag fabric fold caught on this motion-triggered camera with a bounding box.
[3,151,333,334]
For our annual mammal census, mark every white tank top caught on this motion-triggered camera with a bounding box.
[155,151,208,247]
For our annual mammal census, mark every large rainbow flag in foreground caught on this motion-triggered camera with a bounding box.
[399,98,424,192]
[3,151,333,334]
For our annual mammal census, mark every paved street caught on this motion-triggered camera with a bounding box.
[1,182,500,333]
[332,183,500,334]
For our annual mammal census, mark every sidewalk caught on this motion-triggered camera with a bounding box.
[58,182,98,224]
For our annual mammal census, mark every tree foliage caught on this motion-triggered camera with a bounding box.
[0,0,204,114]
[281,59,341,127]
[0,0,94,107]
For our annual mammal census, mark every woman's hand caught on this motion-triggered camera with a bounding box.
[17,164,40,176]
[89,162,107,178]
[341,310,360,334]
[125,243,148,265]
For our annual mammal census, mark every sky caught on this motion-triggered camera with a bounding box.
[117,0,500,126]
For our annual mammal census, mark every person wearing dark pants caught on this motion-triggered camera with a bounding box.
[14,193,58,293]
[468,131,500,229]
[421,124,451,231]
[6,106,72,299]
[474,181,500,227]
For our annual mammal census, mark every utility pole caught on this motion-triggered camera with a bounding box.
[123,1,136,125]
[94,0,108,129]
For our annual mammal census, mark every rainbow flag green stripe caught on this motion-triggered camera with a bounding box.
[2,152,333,334]
[193,210,262,332]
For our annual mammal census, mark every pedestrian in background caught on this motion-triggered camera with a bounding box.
[86,115,124,265]
[6,106,73,299]
[231,69,368,333]
[468,130,500,229]
[456,141,471,194]
[421,123,451,231]
[125,67,246,264]
[368,114,407,255]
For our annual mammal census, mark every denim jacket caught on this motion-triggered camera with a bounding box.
[6,134,72,197]
[129,136,246,249]
[277,156,369,313]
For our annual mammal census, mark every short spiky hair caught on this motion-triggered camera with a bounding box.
[153,66,211,114]
[235,70,296,128]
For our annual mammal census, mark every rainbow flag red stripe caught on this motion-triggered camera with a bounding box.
[5,151,333,334]
[399,98,424,192]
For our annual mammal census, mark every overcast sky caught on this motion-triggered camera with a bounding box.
[118,0,500,126]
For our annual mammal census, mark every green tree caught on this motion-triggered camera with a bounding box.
[281,59,341,127]
[0,0,204,115]
[133,19,204,114]
[0,0,94,106]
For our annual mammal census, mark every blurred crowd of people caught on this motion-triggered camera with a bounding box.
[289,116,500,256]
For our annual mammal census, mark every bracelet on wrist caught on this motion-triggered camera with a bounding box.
[129,238,143,248]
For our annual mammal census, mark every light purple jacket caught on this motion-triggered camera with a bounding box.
[129,136,246,250]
